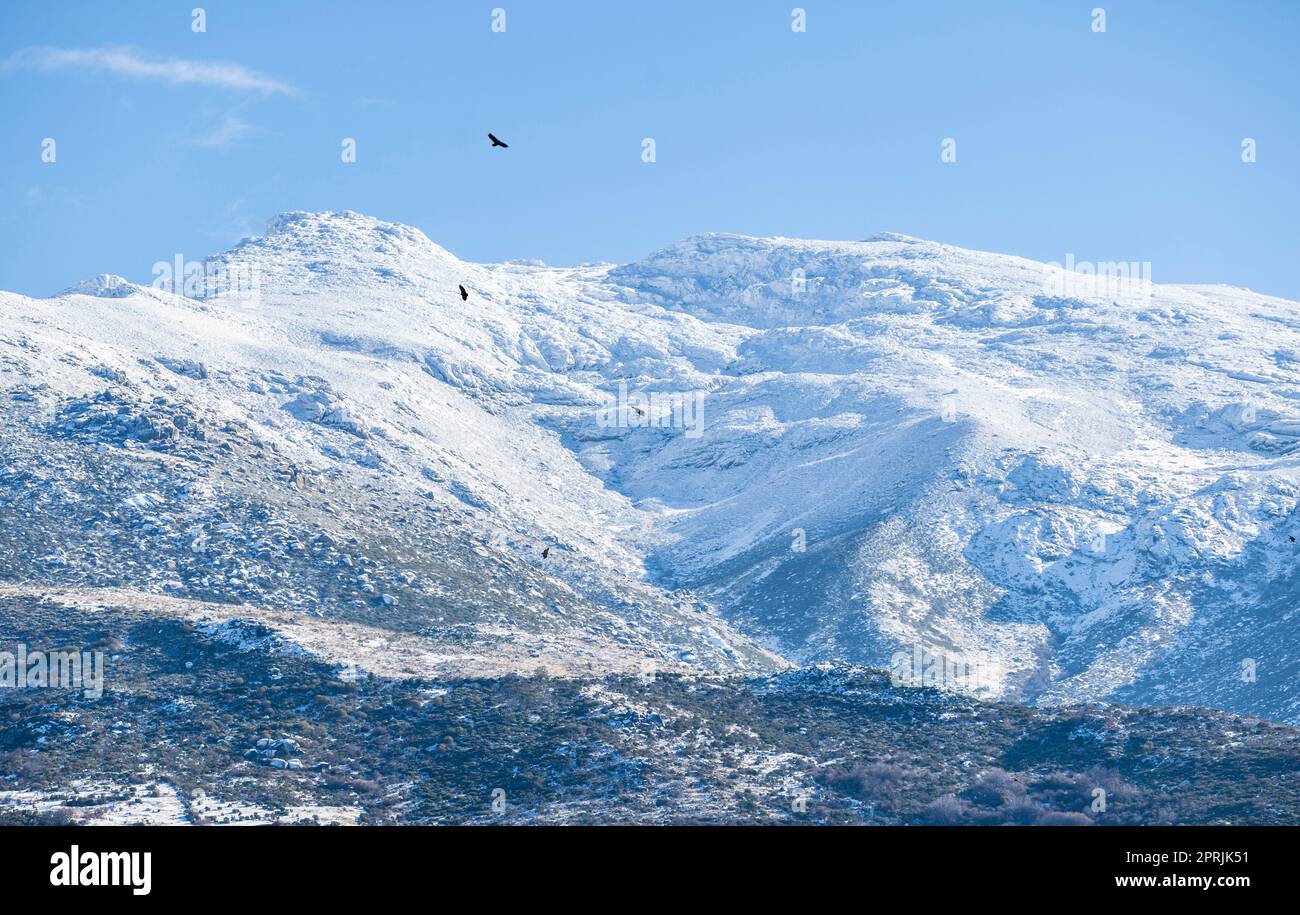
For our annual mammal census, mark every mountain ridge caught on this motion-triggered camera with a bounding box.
[5,210,1299,725]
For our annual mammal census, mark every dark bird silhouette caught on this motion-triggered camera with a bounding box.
[488,133,508,148]
[459,284,469,301]
[542,547,550,559]
[631,406,645,417]
[1291,535,1296,543]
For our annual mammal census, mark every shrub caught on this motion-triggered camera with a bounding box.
[1001,797,1047,825]
[1036,810,1094,826]
[822,762,910,811]
[963,768,1025,808]
[919,794,975,825]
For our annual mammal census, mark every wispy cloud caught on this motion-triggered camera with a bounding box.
[2,45,298,96]
[192,113,256,150]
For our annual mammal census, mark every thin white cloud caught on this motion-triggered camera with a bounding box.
[2,45,298,96]
[192,113,256,150]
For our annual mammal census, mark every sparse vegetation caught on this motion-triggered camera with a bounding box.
[2,596,1296,825]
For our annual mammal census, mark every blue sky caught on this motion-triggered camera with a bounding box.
[1,0,1297,298]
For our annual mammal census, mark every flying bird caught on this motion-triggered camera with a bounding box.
[488,133,508,148]
[459,285,469,301]
[542,547,550,559]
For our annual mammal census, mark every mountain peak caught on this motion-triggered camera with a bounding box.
[57,273,147,299]
[198,210,463,297]
[861,231,927,244]
[260,210,447,253]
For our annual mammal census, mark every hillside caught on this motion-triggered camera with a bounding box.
[8,211,1298,716]
[2,211,1299,823]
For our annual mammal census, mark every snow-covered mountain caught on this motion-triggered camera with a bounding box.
[4,210,1298,722]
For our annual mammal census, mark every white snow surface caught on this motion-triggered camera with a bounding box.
[4,211,1299,719]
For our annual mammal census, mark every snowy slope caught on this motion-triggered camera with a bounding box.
[3,211,1298,721]
[610,232,1300,721]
